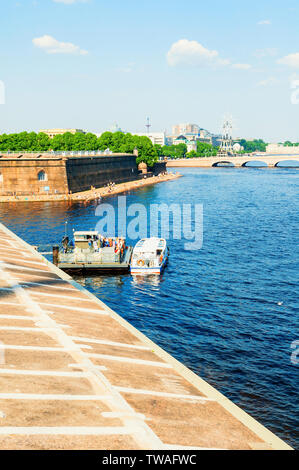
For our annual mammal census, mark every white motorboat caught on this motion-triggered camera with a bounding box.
[130,238,168,275]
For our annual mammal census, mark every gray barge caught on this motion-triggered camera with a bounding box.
[53,231,133,274]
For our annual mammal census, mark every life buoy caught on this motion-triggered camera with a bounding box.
[137,259,145,267]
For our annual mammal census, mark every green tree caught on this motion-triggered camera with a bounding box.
[160,144,187,159]
[51,134,64,151]
[36,132,51,151]
[239,139,267,153]
[186,150,198,158]
[84,132,98,151]
[132,135,158,167]
[97,132,114,151]
[196,141,217,157]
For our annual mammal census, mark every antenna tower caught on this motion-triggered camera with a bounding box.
[146,117,151,135]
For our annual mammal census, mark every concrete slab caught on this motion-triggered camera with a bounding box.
[0,374,96,395]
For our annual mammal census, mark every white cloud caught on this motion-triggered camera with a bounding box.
[33,35,88,55]
[277,53,299,68]
[167,39,252,71]
[257,77,279,87]
[167,39,220,67]
[232,63,252,70]
[258,19,271,25]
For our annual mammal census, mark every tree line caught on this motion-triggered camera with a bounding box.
[0,131,218,163]
[0,131,158,166]
[0,131,270,165]
[238,139,267,153]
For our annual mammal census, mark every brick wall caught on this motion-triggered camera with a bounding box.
[0,158,68,196]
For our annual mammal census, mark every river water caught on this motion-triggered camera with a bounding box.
[0,167,298,448]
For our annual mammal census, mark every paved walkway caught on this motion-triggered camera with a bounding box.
[0,223,291,449]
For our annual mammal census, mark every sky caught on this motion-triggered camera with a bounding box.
[1,0,299,141]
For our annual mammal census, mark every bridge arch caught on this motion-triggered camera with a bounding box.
[274,160,299,168]
[212,161,235,167]
[241,160,268,168]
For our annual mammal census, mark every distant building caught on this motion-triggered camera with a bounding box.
[197,137,213,145]
[266,143,299,154]
[39,129,85,139]
[172,123,200,136]
[110,123,124,133]
[173,135,187,145]
[212,135,222,147]
[173,135,197,152]
[135,132,166,147]
[186,141,197,152]
[166,135,174,146]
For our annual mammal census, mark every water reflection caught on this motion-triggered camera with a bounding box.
[74,274,127,290]
[131,274,162,287]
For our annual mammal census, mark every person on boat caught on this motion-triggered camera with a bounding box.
[62,236,69,253]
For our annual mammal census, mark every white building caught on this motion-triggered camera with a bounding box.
[173,135,197,152]
[135,132,166,147]
[266,143,299,154]
[39,129,85,138]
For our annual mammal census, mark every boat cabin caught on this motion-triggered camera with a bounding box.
[132,238,166,264]
[73,231,99,250]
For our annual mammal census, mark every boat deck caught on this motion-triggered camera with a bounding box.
[0,223,291,450]
[58,247,133,274]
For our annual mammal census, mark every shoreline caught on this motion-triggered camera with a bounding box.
[0,172,181,203]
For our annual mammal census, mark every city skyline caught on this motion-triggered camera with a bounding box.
[1,0,299,140]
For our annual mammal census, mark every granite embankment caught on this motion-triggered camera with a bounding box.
[0,173,181,203]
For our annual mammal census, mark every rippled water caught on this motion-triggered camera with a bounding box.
[0,167,298,449]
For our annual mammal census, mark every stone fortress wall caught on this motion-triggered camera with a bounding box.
[0,153,142,196]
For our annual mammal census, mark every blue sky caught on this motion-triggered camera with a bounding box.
[1,0,299,141]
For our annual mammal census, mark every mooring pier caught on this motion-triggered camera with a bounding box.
[0,223,292,450]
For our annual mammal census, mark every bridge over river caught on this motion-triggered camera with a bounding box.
[167,155,299,168]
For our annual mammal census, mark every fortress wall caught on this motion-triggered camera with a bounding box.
[0,154,139,196]
[0,158,68,196]
[65,155,139,193]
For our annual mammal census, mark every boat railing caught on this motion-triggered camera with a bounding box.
[58,246,123,264]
